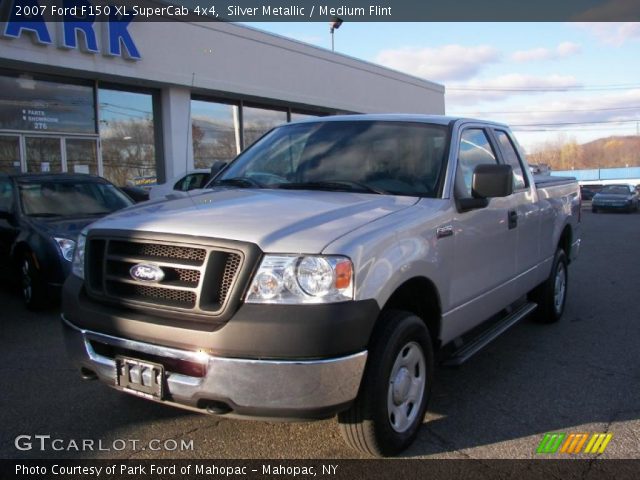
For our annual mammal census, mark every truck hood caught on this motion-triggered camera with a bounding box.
[90,188,418,252]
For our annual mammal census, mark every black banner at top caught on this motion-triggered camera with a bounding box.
[1,0,639,22]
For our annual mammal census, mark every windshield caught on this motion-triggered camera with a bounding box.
[600,186,631,195]
[215,121,449,197]
[18,179,133,217]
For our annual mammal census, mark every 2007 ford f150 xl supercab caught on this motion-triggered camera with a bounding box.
[62,115,581,456]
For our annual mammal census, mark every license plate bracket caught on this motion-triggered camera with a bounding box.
[116,356,164,399]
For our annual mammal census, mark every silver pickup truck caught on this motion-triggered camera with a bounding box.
[62,115,581,456]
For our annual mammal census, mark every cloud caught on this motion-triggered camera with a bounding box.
[450,89,640,134]
[573,0,640,21]
[511,42,581,62]
[574,22,640,46]
[375,44,500,82]
[447,74,582,105]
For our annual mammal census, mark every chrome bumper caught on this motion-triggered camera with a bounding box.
[62,316,366,418]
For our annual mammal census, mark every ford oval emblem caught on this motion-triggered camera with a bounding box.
[129,263,164,283]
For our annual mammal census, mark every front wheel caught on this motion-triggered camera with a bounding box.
[338,310,433,457]
[20,252,47,310]
[529,249,568,324]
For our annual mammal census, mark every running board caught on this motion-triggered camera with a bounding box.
[442,302,538,366]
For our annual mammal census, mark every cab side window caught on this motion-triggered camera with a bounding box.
[455,129,497,198]
[495,130,527,190]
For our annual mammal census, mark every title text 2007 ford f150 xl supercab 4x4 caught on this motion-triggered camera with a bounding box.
[62,115,581,456]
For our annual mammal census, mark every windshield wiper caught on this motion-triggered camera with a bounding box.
[211,177,264,188]
[276,180,389,195]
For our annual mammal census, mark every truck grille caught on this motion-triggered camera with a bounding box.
[85,236,244,316]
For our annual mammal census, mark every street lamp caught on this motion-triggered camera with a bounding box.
[330,17,343,52]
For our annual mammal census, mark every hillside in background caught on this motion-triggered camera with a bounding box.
[527,135,640,171]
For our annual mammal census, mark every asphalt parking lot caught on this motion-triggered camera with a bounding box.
[1,207,639,460]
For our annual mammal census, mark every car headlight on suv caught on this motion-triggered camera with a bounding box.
[71,230,88,279]
[246,255,353,304]
[54,237,76,262]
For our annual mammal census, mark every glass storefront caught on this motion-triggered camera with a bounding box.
[1,71,327,183]
[98,88,157,187]
[0,72,100,177]
[242,106,287,149]
[191,99,241,169]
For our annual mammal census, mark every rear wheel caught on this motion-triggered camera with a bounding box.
[591,206,598,213]
[529,249,568,324]
[20,252,46,310]
[338,310,433,457]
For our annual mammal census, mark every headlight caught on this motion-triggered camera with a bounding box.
[54,237,76,262]
[71,230,88,279]
[246,255,353,304]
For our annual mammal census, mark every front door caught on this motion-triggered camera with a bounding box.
[445,126,518,340]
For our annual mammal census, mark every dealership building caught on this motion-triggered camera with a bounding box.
[0,18,445,186]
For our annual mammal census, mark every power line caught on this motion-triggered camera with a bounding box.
[456,105,640,115]
[449,83,640,92]
[511,119,640,127]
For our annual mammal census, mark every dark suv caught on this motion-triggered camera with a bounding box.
[0,173,132,309]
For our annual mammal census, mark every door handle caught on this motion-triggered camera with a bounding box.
[508,210,518,229]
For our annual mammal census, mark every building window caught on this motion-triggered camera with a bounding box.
[242,105,287,149]
[191,99,240,169]
[98,87,157,187]
[0,136,21,174]
[0,73,95,134]
[25,137,62,173]
[66,138,98,175]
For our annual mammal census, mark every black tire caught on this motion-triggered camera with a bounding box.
[591,206,597,213]
[529,249,568,324]
[338,310,433,457]
[20,251,47,310]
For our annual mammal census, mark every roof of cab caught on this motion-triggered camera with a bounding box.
[289,113,509,128]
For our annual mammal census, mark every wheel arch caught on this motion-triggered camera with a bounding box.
[558,224,573,262]
[378,276,442,349]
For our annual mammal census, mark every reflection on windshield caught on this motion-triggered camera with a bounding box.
[217,121,449,197]
[19,181,132,217]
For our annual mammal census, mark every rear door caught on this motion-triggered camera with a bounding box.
[490,128,542,289]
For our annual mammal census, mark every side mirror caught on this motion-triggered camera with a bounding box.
[458,164,513,211]
[472,164,513,199]
[209,160,228,179]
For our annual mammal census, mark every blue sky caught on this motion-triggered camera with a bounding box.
[245,22,640,153]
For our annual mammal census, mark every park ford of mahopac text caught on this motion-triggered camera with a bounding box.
[62,115,581,456]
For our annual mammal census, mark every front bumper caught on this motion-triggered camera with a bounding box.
[62,316,367,419]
